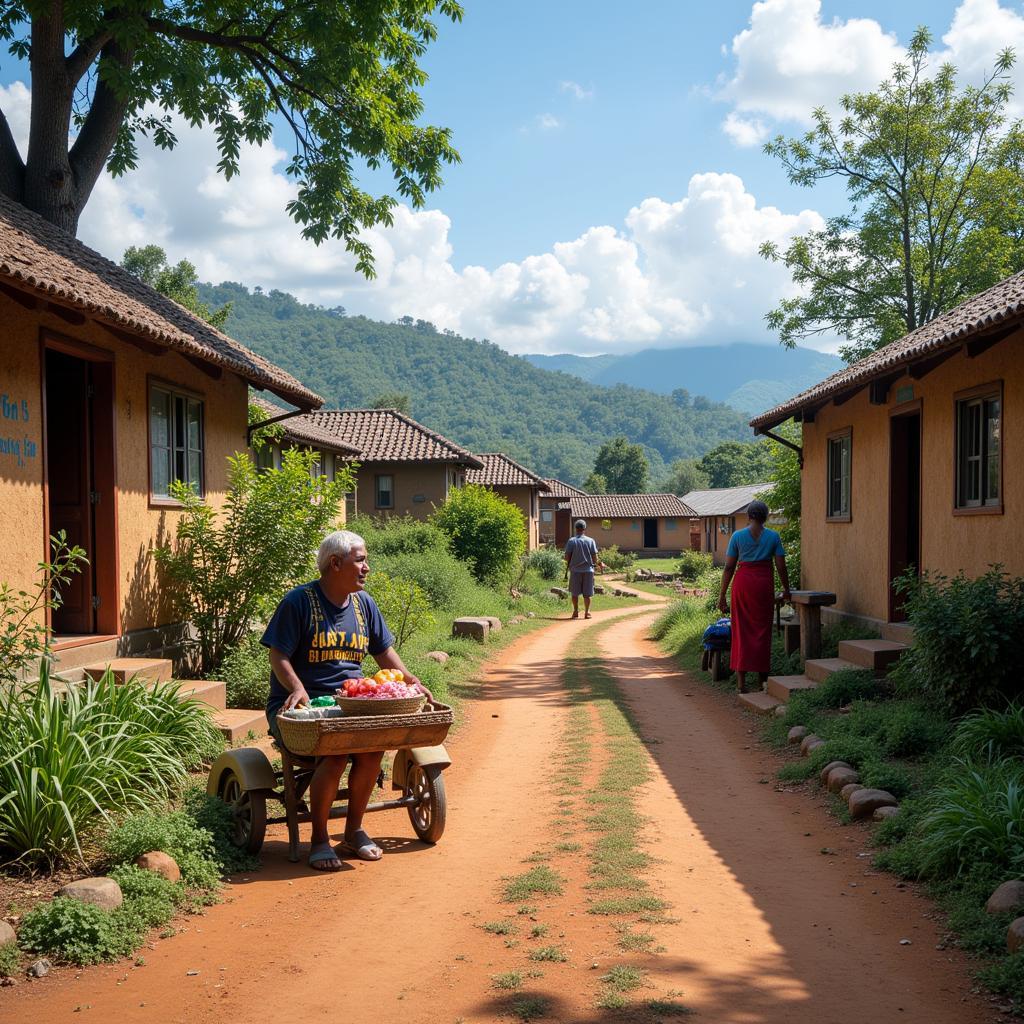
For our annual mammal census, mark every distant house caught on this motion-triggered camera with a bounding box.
[751,268,1024,629]
[681,482,774,565]
[568,494,696,556]
[539,478,589,546]
[466,453,547,550]
[0,193,320,672]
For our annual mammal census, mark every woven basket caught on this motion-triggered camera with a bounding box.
[276,701,453,757]
[333,693,426,716]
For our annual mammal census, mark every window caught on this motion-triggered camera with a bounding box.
[956,385,1002,510]
[826,430,852,521]
[376,474,394,509]
[665,518,677,531]
[255,443,277,473]
[344,487,358,521]
[150,383,204,499]
[541,509,554,524]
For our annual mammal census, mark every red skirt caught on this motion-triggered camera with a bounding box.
[730,560,774,674]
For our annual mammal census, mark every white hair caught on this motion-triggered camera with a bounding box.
[317,530,366,573]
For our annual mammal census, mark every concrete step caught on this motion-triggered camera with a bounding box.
[839,638,909,672]
[766,674,817,702]
[214,708,268,743]
[881,621,915,645]
[173,679,226,710]
[805,657,858,683]
[737,690,783,716]
[50,638,120,683]
[83,657,172,685]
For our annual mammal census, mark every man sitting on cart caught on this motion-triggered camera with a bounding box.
[262,529,423,871]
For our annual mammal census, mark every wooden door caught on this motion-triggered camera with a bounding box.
[643,518,658,548]
[888,407,922,622]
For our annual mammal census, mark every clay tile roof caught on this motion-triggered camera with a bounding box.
[751,269,1024,430]
[249,396,360,455]
[681,483,771,517]
[569,494,696,519]
[466,453,546,488]
[0,194,321,408]
[299,408,484,467]
[541,478,589,498]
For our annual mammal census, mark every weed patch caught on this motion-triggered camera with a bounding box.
[502,867,564,903]
[528,945,568,962]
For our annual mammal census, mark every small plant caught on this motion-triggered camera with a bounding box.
[219,632,270,710]
[617,929,657,952]
[0,940,21,978]
[601,545,634,571]
[528,945,567,962]
[526,547,564,581]
[492,970,524,991]
[511,996,551,1021]
[600,965,646,991]
[595,990,628,1010]
[502,866,564,902]
[589,895,668,916]
[953,702,1024,762]
[432,484,527,584]
[364,573,435,648]
[645,996,696,1016]
[481,920,516,935]
[18,898,137,965]
[529,923,549,938]
[677,549,712,581]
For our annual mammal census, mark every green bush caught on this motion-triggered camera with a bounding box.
[526,547,564,580]
[18,897,137,965]
[219,632,270,710]
[373,548,477,610]
[0,941,20,978]
[677,550,713,581]
[953,702,1024,762]
[351,515,450,557]
[181,785,261,876]
[892,567,1024,714]
[0,666,222,867]
[860,760,915,798]
[601,545,634,571]
[109,865,183,929]
[432,484,527,583]
[364,572,435,647]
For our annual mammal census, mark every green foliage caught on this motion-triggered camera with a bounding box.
[699,440,773,488]
[371,391,411,414]
[592,436,649,493]
[0,667,222,867]
[892,567,1024,714]
[364,573,435,648]
[219,632,270,710]
[181,785,261,876]
[247,401,284,453]
[677,550,712,582]
[109,865,183,929]
[0,940,20,977]
[659,457,709,496]
[122,246,231,328]
[584,472,608,494]
[0,531,87,685]
[600,545,634,571]
[155,448,353,672]
[432,484,527,583]
[372,548,477,610]
[953,703,1024,763]
[18,897,137,965]
[352,515,451,557]
[526,547,564,581]
[757,420,801,584]
[761,31,1024,361]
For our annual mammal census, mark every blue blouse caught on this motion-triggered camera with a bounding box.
[727,526,785,563]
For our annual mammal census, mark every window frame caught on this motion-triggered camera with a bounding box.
[147,378,206,506]
[954,380,1004,516]
[825,428,853,523]
[375,473,394,510]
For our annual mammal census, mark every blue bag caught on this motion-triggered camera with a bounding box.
[701,617,731,650]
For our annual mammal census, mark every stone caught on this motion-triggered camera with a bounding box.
[986,880,1024,916]
[873,806,900,821]
[799,734,823,756]
[550,587,569,599]
[848,788,898,820]
[526,611,536,618]
[593,585,606,595]
[425,651,450,665]
[819,760,852,785]
[0,920,15,947]
[774,705,788,719]
[841,783,865,801]
[27,959,51,978]
[787,726,809,745]
[827,767,861,793]
[484,617,503,632]
[136,851,180,883]
[1008,918,1024,954]
[58,876,122,911]
[452,618,489,642]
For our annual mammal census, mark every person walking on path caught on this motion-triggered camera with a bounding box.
[717,500,791,694]
[564,519,604,619]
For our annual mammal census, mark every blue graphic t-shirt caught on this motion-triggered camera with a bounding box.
[261,582,395,717]
[726,526,785,563]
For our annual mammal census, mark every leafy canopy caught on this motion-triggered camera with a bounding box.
[659,457,709,496]
[122,246,231,328]
[432,484,527,584]
[699,440,772,489]
[592,437,649,494]
[761,29,1024,362]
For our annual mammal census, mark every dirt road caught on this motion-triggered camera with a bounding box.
[2,605,997,1023]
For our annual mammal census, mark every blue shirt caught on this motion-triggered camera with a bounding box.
[261,582,395,716]
[726,526,785,563]
[565,535,598,573]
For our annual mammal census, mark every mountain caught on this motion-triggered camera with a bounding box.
[200,283,756,485]
[525,344,843,414]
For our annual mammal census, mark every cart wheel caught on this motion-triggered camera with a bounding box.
[710,649,729,682]
[406,763,446,844]
[220,770,267,854]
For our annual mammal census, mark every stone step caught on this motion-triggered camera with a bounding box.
[804,657,858,683]
[881,621,915,645]
[838,638,909,672]
[737,690,783,716]
[49,638,121,683]
[213,708,268,743]
[766,674,817,703]
[173,679,226,710]
[83,657,172,685]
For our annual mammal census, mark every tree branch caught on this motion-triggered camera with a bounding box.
[66,20,115,85]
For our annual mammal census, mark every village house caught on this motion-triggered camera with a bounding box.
[539,478,589,546]
[568,494,696,556]
[466,453,547,550]
[681,482,774,565]
[751,269,1024,629]
[0,194,321,675]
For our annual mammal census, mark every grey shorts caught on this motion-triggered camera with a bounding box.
[569,571,595,598]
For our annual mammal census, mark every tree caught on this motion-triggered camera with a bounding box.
[760,30,1024,363]
[592,437,648,494]
[660,458,709,496]
[431,484,526,584]
[699,440,773,489]
[122,245,230,328]
[371,392,412,414]
[0,2,461,269]
[583,472,607,495]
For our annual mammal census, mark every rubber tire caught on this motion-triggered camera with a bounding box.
[406,763,447,844]
[710,649,729,683]
[220,769,268,854]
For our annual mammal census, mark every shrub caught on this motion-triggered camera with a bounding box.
[677,550,712,581]
[364,572,435,648]
[0,941,20,978]
[526,547,564,580]
[181,785,261,876]
[892,567,1024,714]
[18,897,137,965]
[155,448,352,673]
[350,515,450,557]
[784,668,881,719]
[952,702,1024,763]
[601,545,634,571]
[860,760,915,798]
[372,548,477,610]
[219,632,270,709]
[109,865,183,930]
[432,484,527,583]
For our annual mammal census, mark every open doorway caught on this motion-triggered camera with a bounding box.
[643,518,659,549]
[889,404,922,622]
[43,342,118,639]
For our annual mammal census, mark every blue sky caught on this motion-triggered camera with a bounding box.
[1,0,1019,355]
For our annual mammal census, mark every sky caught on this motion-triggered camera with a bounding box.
[2,0,1023,356]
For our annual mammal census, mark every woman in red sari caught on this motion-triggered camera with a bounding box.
[717,500,791,694]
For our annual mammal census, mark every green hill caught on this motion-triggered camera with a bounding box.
[202,283,754,485]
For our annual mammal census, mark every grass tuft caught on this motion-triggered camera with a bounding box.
[503,866,564,902]
[528,945,568,962]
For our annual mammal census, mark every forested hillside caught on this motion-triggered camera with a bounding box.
[202,284,752,484]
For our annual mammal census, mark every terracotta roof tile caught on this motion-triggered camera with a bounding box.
[467,453,546,488]
[751,269,1024,429]
[0,194,320,408]
[540,478,589,498]
[569,494,696,519]
[249,396,360,455]
[681,483,772,517]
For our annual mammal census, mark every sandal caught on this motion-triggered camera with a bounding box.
[338,829,382,862]
[309,842,343,872]
[584,612,592,619]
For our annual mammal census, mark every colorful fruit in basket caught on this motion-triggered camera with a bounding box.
[374,669,404,685]
[339,674,423,700]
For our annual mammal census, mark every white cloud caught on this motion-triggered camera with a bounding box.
[537,112,562,130]
[560,80,594,100]
[722,111,769,147]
